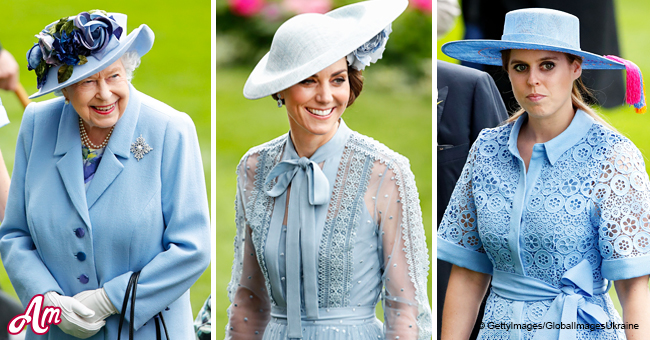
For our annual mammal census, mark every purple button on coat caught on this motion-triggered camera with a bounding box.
[78,274,89,284]
[74,228,85,238]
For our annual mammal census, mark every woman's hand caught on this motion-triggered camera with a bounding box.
[43,291,105,338]
[441,265,491,340]
[73,288,119,323]
[614,275,650,340]
[0,50,19,91]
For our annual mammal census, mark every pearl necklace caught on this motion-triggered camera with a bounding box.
[79,117,114,149]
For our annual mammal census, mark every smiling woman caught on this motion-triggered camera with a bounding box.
[61,59,130,148]
[221,0,432,339]
[0,9,210,340]
[279,58,350,157]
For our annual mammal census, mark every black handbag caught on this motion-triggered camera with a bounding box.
[117,271,170,340]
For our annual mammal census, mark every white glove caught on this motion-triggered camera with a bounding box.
[43,291,105,339]
[73,288,119,323]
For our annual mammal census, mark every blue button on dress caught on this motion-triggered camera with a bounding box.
[438,110,650,340]
[226,120,432,340]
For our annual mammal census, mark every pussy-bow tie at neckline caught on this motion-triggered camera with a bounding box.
[264,122,351,339]
[265,155,328,339]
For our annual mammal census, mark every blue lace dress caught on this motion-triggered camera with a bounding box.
[226,120,431,340]
[438,110,650,340]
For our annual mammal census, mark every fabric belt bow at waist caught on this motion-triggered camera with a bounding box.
[266,156,329,339]
[492,259,610,340]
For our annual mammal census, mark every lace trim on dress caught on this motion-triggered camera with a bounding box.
[318,139,374,307]
[249,136,285,304]
[227,135,286,307]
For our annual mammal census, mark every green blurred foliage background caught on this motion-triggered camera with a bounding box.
[0,0,210,317]
[215,0,433,335]
[438,0,650,316]
[216,0,433,81]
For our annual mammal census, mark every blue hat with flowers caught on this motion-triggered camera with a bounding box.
[243,0,408,100]
[442,8,647,113]
[26,10,154,99]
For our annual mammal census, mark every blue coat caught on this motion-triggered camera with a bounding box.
[0,85,210,339]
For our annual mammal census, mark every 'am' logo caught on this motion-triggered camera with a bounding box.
[8,294,61,335]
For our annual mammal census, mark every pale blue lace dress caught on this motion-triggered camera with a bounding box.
[226,120,431,340]
[438,110,650,340]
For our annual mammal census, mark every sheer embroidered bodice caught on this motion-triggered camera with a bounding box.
[438,110,650,340]
[226,120,431,340]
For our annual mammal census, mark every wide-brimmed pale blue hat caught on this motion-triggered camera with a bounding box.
[442,8,647,113]
[244,0,408,100]
[442,8,625,70]
[27,11,154,99]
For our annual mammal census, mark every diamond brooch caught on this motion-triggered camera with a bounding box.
[130,135,152,161]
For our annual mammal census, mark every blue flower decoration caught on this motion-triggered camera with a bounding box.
[346,24,392,71]
[25,10,122,89]
[26,43,43,71]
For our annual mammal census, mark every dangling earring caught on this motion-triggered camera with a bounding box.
[65,98,69,105]
[277,97,283,108]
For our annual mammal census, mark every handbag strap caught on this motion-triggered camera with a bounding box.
[155,315,161,339]
[129,271,139,340]
[117,272,137,340]
[158,312,170,340]
[117,271,170,340]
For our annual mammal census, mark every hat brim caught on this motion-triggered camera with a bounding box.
[441,40,625,70]
[29,24,155,99]
[243,0,408,100]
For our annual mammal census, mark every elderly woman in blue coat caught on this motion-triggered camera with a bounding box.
[0,11,210,339]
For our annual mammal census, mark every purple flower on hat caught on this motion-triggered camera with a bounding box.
[346,25,392,71]
[36,31,59,66]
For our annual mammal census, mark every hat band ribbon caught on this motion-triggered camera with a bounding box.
[500,33,579,50]
[492,259,610,340]
[266,156,329,339]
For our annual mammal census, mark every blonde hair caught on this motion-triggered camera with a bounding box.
[501,50,616,131]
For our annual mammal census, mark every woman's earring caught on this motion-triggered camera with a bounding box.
[277,97,283,108]
[65,98,69,105]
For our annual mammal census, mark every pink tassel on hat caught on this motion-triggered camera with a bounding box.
[605,55,647,114]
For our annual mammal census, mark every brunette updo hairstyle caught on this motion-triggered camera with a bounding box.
[501,49,614,130]
[272,64,364,107]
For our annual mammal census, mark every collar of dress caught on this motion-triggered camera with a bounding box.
[507,109,595,166]
[282,118,352,162]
